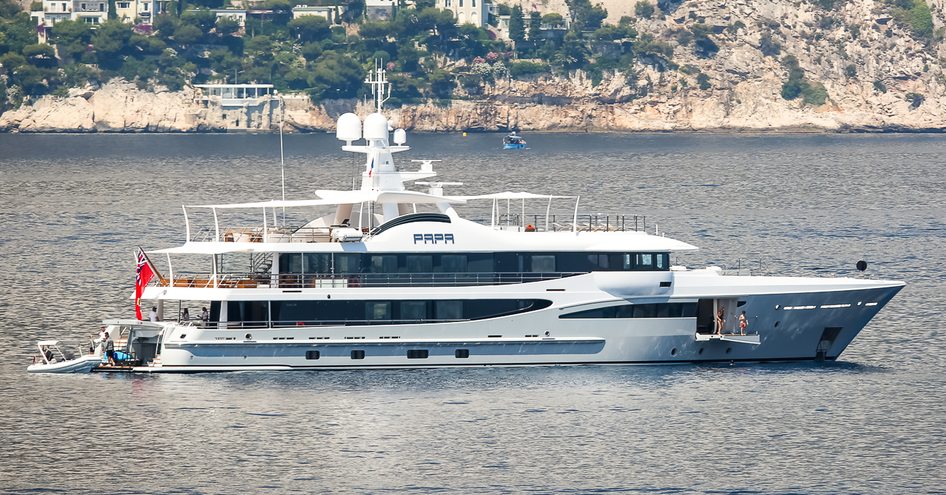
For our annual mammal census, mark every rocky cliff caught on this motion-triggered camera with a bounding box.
[3,0,946,133]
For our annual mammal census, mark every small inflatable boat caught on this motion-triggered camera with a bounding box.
[27,340,100,373]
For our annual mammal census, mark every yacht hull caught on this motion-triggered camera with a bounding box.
[133,281,903,372]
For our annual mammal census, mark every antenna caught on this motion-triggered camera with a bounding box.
[365,59,391,113]
[278,92,286,225]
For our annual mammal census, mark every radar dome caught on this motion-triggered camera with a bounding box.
[336,113,361,142]
[364,113,389,141]
[393,128,407,145]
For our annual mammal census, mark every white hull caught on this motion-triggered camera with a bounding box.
[133,274,903,372]
[27,355,100,373]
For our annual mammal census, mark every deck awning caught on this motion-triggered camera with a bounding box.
[149,243,258,255]
[189,190,465,210]
[450,191,576,200]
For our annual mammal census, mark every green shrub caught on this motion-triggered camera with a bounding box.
[887,0,933,40]
[844,64,857,78]
[508,60,549,78]
[905,92,924,108]
[696,72,710,90]
[635,0,654,19]
[801,82,827,105]
[873,79,887,93]
[759,30,781,57]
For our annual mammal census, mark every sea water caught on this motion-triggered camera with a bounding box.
[0,133,944,493]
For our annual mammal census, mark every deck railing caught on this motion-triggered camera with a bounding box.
[165,271,586,289]
[186,213,646,244]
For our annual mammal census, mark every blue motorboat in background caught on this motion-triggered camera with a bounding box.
[503,132,527,150]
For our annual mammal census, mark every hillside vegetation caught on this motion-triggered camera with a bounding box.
[2,0,945,130]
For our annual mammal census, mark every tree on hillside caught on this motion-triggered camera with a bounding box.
[308,50,364,100]
[634,0,654,19]
[181,10,217,32]
[0,12,34,58]
[92,21,132,70]
[288,15,331,42]
[508,5,525,43]
[173,23,202,45]
[566,0,607,32]
[22,43,57,68]
[0,0,21,17]
[48,20,94,63]
[215,18,241,37]
[528,11,541,41]
[342,0,365,23]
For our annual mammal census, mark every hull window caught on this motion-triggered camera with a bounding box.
[305,350,320,360]
[455,349,470,358]
[407,349,429,359]
[351,350,365,359]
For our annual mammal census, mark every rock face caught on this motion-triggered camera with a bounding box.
[0,80,201,132]
[3,0,946,133]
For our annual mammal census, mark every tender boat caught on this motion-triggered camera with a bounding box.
[503,132,527,150]
[27,340,100,373]
[31,67,904,372]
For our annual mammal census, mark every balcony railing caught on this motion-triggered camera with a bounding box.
[189,213,646,245]
[166,271,586,289]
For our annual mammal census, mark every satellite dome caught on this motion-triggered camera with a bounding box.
[336,113,361,142]
[393,128,407,145]
[364,113,389,141]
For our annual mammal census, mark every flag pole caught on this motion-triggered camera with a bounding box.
[139,246,167,286]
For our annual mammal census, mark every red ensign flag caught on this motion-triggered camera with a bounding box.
[135,248,155,320]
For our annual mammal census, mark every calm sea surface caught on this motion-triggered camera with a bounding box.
[0,132,944,493]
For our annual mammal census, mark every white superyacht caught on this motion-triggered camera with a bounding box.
[32,68,904,372]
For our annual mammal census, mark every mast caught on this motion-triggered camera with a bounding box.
[334,64,440,223]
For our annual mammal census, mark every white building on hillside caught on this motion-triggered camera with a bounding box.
[31,0,107,43]
[211,8,247,26]
[437,0,488,27]
[365,0,395,20]
[291,4,344,23]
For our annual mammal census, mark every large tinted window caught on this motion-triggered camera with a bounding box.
[560,303,696,319]
[368,254,397,273]
[266,299,553,326]
[304,253,331,273]
[278,252,671,275]
[227,301,270,327]
[334,254,362,274]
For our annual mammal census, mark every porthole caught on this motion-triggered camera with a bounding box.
[306,350,320,360]
[670,348,678,356]
[455,349,470,358]
[407,349,429,359]
[725,347,732,354]
[774,321,780,328]
[698,348,704,355]
[244,333,252,339]
[351,350,365,359]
